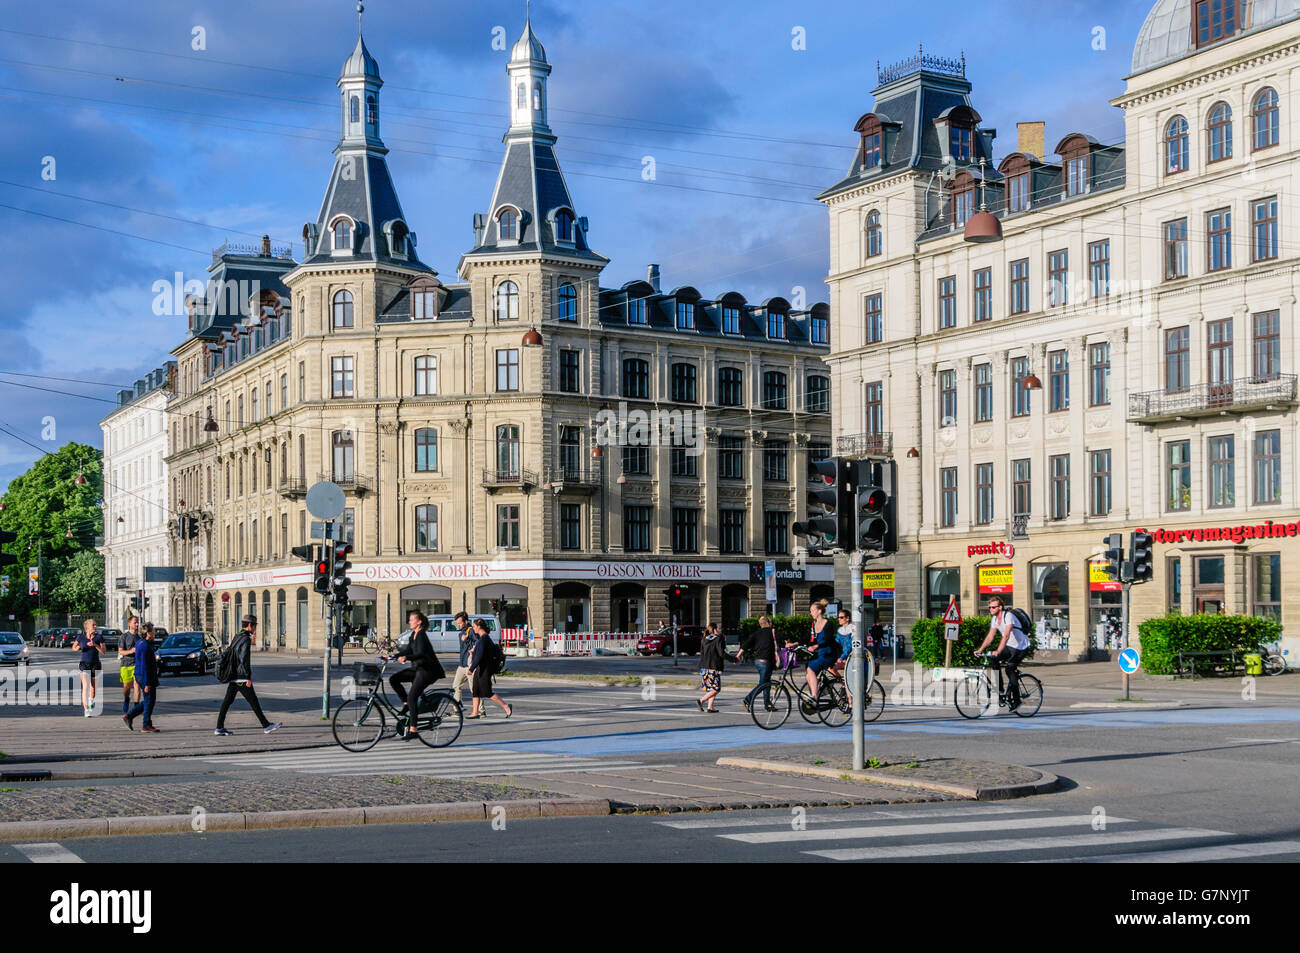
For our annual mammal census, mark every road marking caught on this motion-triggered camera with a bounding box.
[721,814,1138,844]
[14,842,84,863]
[811,828,1232,861]
[204,746,644,778]
[1054,840,1300,863]
[656,804,1044,830]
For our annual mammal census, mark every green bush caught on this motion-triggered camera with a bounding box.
[910,616,1036,668]
[737,614,832,649]
[1137,613,1280,675]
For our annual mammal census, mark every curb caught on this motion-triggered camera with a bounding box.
[715,757,1059,801]
[0,797,612,841]
[1068,701,1186,709]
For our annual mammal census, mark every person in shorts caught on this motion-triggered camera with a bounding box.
[119,615,141,715]
[74,619,106,716]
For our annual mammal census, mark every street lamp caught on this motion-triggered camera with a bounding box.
[963,158,1003,244]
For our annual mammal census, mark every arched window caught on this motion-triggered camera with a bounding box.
[332,290,354,328]
[350,96,359,123]
[1253,88,1279,150]
[414,355,437,395]
[1165,116,1189,173]
[498,208,518,241]
[366,95,377,126]
[533,82,543,111]
[496,425,520,479]
[332,218,352,250]
[557,282,577,321]
[865,210,882,258]
[516,84,526,109]
[856,114,883,169]
[415,505,438,551]
[414,429,437,472]
[496,280,519,321]
[555,210,574,243]
[1207,102,1232,162]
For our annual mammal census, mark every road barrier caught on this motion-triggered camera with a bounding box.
[545,631,641,656]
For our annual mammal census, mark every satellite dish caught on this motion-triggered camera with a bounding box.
[306,481,345,522]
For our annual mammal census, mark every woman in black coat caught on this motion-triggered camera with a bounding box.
[468,619,512,719]
[391,610,446,741]
[697,623,734,713]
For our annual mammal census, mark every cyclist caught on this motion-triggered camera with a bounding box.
[973,596,1030,710]
[791,600,837,705]
[389,610,445,741]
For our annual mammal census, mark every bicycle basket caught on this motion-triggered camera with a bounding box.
[352,662,381,686]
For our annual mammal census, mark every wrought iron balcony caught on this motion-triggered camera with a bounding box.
[1128,375,1297,423]
[835,432,893,458]
[543,467,601,493]
[317,473,371,496]
[278,477,308,499]
[481,468,539,492]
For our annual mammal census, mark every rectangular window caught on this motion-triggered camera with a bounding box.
[1196,0,1238,46]
[865,381,883,434]
[559,349,580,393]
[560,503,582,550]
[764,511,789,556]
[1049,454,1070,520]
[332,431,355,483]
[628,297,647,325]
[1007,173,1029,213]
[1164,218,1188,279]
[763,441,788,482]
[1012,459,1031,517]
[1253,310,1280,380]
[298,362,305,402]
[1254,430,1281,504]
[672,507,699,554]
[1252,553,1282,622]
[670,363,698,403]
[864,294,883,343]
[938,276,957,329]
[938,370,957,426]
[974,363,993,422]
[940,467,958,528]
[1089,342,1111,406]
[1048,250,1069,307]
[496,504,521,550]
[861,132,881,168]
[807,376,830,413]
[1165,327,1190,393]
[721,306,741,335]
[1067,155,1088,196]
[761,372,787,410]
[1009,259,1030,314]
[718,367,743,407]
[496,349,519,391]
[953,189,973,227]
[975,462,994,525]
[1049,349,1069,412]
[1206,207,1232,272]
[1252,196,1278,261]
[1208,435,1235,507]
[719,509,745,555]
[331,356,354,398]
[414,505,438,552]
[1168,440,1192,511]
[671,447,698,478]
[623,506,651,552]
[766,310,786,340]
[718,436,743,480]
[675,301,695,330]
[622,444,649,476]
[950,126,972,161]
[811,313,828,344]
[1088,240,1110,297]
[973,268,992,322]
[1011,357,1032,417]
[342,507,355,548]
[1090,449,1112,516]
[559,426,582,478]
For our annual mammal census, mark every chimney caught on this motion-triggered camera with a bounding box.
[1017,121,1045,159]
[647,264,661,293]
[260,234,271,256]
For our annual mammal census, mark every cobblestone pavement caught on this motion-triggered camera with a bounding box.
[0,774,555,822]
[764,751,1042,788]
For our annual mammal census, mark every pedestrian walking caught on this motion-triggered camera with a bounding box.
[74,619,105,716]
[214,615,283,736]
[450,611,475,705]
[697,622,734,713]
[388,610,445,741]
[118,616,141,715]
[737,615,777,711]
[468,618,511,719]
[123,622,160,732]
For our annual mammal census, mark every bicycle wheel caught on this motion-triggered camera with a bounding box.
[1013,673,1043,717]
[820,681,851,727]
[1264,653,1287,676]
[415,690,464,748]
[362,637,379,653]
[796,684,823,724]
[332,698,385,751]
[863,679,886,722]
[954,673,993,719]
[749,681,791,730]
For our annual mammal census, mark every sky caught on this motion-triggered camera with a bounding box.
[0,0,1152,493]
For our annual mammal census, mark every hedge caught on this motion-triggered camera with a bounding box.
[1137,613,1281,675]
[910,615,1036,668]
[737,615,832,649]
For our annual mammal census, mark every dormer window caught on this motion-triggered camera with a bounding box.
[628,297,647,325]
[855,114,883,170]
[410,277,438,320]
[1057,135,1093,197]
[1195,0,1238,49]
[332,218,353,251]
[950,125,972,162]
[721,305,741,335]
[1001,155,1032,213]
[810,310,829,345]
[498,208,518,241]
[675,301,695,330]
[555,210,574,243]
[767,310,786,340]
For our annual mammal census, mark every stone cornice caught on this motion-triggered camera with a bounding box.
[1114,39,1300,109]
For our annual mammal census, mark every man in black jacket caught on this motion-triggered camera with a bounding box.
[389,610,445,741]
[214,615,282,736]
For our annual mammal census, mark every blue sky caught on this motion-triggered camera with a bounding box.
[0,0,1150,492]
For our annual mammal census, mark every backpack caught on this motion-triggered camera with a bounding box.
[487,636,507,675]
[1009,607,1036,642]
[216,646,236,683]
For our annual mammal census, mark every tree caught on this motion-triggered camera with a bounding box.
[48,549,105,614]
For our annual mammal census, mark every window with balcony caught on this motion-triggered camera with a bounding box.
[495,425,519,480]
[866,381,883,434]
[559,426,582,478]
[332,431,355,483]
[1253,310,1280,380]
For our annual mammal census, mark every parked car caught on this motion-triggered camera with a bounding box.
[425,614,501,654]
[53,628,80,648]
[155,631,221,676]
[98,628,123,651]
[0,632,30,665]
[636,625,704,657]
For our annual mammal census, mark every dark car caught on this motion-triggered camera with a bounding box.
[155,631,220,676]
[32,629,51,648]
[54,628,80,648]
[98,628,122,651]
[635,625,704,657]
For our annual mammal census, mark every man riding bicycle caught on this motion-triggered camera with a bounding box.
[973,596,1030,710]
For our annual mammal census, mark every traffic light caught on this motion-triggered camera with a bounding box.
[331,542,353,604]
[1101,533,1123,580]
[793,456,851,552]
[129,595,151,611]
[313,553,331,594]
[1130,530,1153,584]
[664,584,687,615]
[851,457,897,554]
[187,517,199,539]
[0,529,16,568]
[290,544,317,563]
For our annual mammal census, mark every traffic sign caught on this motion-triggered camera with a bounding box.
[942,596,961,641]
[221,592,230,603]
[1118,648,1140,674]
[306,481,345,521]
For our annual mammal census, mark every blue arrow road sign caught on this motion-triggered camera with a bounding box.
[1118,648,1140,674]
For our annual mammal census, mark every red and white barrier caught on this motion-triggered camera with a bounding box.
[544,631,642,656]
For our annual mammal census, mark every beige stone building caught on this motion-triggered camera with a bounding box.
[165,21,832,649]
[820,0,1300,663]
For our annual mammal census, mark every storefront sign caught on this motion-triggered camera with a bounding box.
[977,564,1014,594]
[862,570,895,599]
[1088,560,1121,592]
[764,561,777,603]
[967,540,1015,558]
[748,561,806,583]
[1138,521,1300,545]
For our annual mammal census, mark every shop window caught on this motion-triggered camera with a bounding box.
[1252,553,1281,623]
[927,567,960,619]
[1032,563,1070,651]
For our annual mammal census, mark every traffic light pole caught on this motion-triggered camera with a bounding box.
[321,521,333,720]
[1121,576,1132,702]
[850,552,866,771]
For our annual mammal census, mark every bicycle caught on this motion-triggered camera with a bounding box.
[747,647,884,729]
[817,660,886,728]
[954,652,1042,719]
[332,657,463,751]
[1261,646,1288,676]
[363,631,396,655]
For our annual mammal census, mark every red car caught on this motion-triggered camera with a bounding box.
[636,626,704,657]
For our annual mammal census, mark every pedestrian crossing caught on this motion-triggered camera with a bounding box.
[202,745,644,779]
[655,805,1300,862]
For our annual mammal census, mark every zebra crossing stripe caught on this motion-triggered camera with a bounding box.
[720,814,1137,844]
[1044,839,1300,863]
[656,804,1044,830]
[14,842,84,863]
[808,827,1231,861]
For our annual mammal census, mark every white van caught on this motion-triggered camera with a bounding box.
[424,615,501,655]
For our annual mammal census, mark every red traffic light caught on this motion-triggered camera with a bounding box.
[862,489,887,513]
[316,561,329,575]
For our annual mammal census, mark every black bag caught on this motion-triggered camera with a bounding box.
[1009,607,1036,640]
[216,647,236,683]
[488,636,507,675]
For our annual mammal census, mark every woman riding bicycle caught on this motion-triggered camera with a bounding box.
[790,600,837,704]
[389,610,446,741]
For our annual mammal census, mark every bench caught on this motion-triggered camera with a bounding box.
[1175,649,1246,679]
